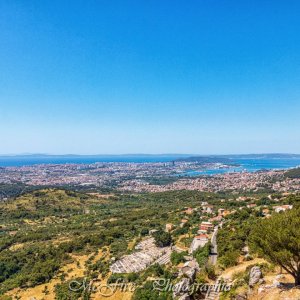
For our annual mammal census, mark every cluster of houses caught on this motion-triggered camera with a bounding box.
[164,203,221,254]
[166,196,294,257]
[189,219,217,254]
[187,203,219,254]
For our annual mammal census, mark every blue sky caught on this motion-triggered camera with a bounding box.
[1,0,300,154]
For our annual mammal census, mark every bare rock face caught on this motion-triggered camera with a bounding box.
[249,266,262,287]
[185,267,196,281]
[272,278,281,287]
[275,274,285,280]
[179,266,197,281]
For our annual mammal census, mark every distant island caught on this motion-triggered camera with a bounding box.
[173,156,235,164]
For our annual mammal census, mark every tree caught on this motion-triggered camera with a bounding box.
[170,251,186,265]
[219,250,239,268]
[140,228,149,236]
[250,208,300,285]
[153,231,172,247]
[193,242,210,267]
[132,280,171,300]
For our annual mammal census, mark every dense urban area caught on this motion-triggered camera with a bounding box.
[1,161,300,197]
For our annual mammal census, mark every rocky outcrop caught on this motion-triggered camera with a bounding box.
[178,260,199,281]
[249,266,262,287]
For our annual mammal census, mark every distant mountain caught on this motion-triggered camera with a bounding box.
[0,153,299,159]
[0,153,192,158]
[223,153,300,159]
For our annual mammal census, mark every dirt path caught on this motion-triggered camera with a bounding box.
[220,258,266,280]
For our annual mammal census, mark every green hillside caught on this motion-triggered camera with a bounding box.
[0,189,98,220]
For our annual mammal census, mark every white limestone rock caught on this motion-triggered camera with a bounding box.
[249,266,262,287]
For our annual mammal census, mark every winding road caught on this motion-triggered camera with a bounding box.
[209,225,218,265]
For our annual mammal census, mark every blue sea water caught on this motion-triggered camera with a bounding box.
[0,155,185,167]
[0,155,300,174]
[183,158,300,176]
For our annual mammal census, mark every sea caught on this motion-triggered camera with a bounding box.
[182,158,300,176]
[0,155,184,166]
[0,155,300,175]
